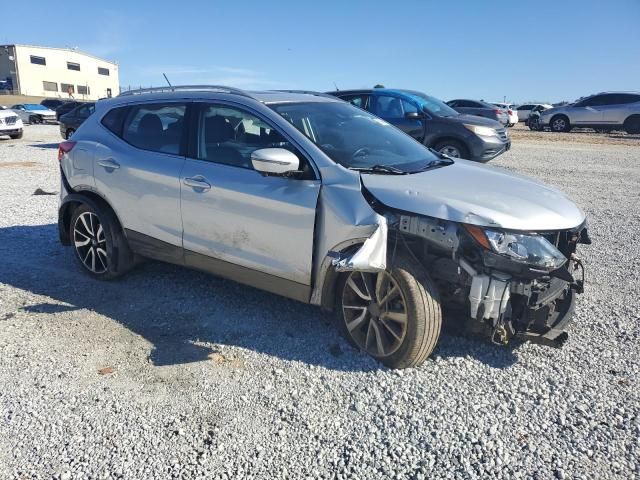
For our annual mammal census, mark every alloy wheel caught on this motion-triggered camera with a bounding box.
[552,118,566,131]
[342,271,408,357]
[438,145,461,158]
[74,212,108,274]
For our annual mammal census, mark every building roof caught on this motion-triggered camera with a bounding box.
[1,44,118,66]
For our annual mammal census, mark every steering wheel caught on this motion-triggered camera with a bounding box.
[352,147,370,159]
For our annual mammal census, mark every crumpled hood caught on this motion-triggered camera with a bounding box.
[361,159,585,231]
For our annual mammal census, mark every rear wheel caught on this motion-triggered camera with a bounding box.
[70,203,135,280]
[434,139,468,159]
[550,115,570,132]
[624,115,640,134]
[336,255,442,369]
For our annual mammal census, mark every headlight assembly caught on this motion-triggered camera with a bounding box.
[464,225,567,270]
[463,124,497,137]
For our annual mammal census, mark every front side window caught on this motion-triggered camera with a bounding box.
[374,95,405,118]
[196,104,300,170]
[76,104,95,118]
[271,102,439,172]
[518,105,533,111]
[122,103,186,155]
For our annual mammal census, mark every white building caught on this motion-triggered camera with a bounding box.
[0,44,119,100]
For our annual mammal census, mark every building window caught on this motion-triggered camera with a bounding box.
[30,55,46,66]
[77,85,90,95]
[43,81,58,92]
[61,83,75,95]
[67,62,81,71]
[98,67,110,76]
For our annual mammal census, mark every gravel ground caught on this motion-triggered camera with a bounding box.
[1,125,639,480]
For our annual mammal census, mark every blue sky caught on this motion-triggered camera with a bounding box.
[3,0,639,103]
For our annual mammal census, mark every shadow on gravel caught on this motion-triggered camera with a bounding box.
[28,143,60,149]
[0,224,520,371]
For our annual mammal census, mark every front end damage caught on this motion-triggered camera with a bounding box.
[394,211,589,347]
[322,200,590,349]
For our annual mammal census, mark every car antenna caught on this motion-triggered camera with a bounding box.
[333,81,339,92]
[162,73,174,91]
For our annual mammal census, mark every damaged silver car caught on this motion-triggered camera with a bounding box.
[57,86,590,368]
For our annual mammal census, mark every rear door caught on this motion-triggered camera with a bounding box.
[370,92,424,140]
[180,102,321,294]
[600,93,640,124]
[94,101,187,249]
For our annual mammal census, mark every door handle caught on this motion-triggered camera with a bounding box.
[98,158,120,170]
[183,175,211,191]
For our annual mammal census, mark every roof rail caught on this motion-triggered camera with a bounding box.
[274,89,336,99]
[118,85,255,98]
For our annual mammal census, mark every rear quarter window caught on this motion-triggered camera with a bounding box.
[101,106,129,136]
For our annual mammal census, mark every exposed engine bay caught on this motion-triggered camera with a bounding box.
[332,202,590,348]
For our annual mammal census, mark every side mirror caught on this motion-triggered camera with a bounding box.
[404,111,423,119]
[251,148,300,176]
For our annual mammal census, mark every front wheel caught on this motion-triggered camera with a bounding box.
[337,255,442,369]
[434,140,468,159]
[9,131,23,139]
[550,115,570,132]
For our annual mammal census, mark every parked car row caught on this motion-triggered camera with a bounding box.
[56,85,590,368]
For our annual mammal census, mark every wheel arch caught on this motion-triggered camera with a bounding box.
[58,190,124,246]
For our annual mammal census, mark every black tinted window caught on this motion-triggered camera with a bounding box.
[122,103,186,155]
[517,105,533,111]
[101,106,129,136]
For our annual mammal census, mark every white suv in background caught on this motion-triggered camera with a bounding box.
[492,103,518,127]
[0,108,23,139]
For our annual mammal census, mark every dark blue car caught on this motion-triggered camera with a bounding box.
[328,88,510,162]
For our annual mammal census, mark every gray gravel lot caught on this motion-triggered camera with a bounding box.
[1,125,639,479]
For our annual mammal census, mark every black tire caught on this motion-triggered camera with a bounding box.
[66,128,75,139]
[550,115,570,132]
[69,203,135,280]
[9,131,23,139]
[336,254,442,369]
[433,139,469,159]
[624,115,640,134]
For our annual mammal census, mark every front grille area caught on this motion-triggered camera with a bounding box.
[5,115,18,125]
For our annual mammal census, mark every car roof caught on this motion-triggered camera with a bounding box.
[108,86,341,108]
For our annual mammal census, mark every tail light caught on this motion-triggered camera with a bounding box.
[58,140,76,162]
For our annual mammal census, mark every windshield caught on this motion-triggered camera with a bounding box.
[25,104,48,110]
[402,91,459,117]
[271,102,440,172]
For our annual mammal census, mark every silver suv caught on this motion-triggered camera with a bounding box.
[540,91,640,133]
[58,86,590,368]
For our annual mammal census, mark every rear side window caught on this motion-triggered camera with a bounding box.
[122,103,187,155]
[101,106,129,136]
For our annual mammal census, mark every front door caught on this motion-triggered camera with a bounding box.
[570,95,605,125]
[180,102,321,299]
[94,102,187,248]
[370,93,424,141]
